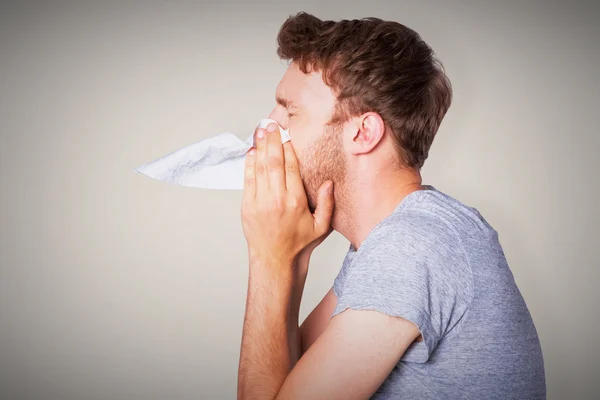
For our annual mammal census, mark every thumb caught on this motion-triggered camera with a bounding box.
[313,180,334,235]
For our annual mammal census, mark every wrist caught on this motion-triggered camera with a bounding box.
[248,247,296,268]
[298,247,312,263]
[294,250,311,276]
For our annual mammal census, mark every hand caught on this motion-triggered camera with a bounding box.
[298,225,333,262]
[241,122,335,265]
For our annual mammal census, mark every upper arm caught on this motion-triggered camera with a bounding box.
[284,215,472,398]
[277,308,421,400]
[299,287,337,355]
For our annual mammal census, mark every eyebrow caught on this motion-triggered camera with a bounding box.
[276,95,298,110]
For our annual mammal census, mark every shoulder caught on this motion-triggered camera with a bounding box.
[361,188,495,258]
[347,205,474,298]
[359,207,464,261]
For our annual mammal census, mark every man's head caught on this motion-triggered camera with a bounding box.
[268,12,452,212]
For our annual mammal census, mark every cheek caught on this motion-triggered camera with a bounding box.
[289,137,306,163]
[288,125,309,154]
[288,137,309,172]
[289,119,320,148]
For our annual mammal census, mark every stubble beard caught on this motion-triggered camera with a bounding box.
[298,123,348,215]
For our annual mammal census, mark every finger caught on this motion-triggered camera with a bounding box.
[265,122,285,196]
[254,127,268,195]
[243,147,256,200]
[282,142,304,194]
[313,180,335,236]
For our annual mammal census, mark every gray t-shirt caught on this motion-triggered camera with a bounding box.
[331,186,546,399]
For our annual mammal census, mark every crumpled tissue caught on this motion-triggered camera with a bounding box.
[133,118,290,189]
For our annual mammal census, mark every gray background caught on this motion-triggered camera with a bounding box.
[0,0,598,399]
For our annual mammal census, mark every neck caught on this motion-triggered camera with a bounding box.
[332,168,425,250]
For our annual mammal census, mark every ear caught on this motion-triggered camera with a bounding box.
[348,112,386,155]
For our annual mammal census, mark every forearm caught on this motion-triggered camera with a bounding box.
[238,255,295,400]
[288,252,310,366]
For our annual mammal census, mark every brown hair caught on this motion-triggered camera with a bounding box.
[276,12,452,170]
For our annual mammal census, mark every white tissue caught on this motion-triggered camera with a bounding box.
[133,118,290,189]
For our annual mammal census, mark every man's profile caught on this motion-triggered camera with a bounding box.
[237,11,546,400]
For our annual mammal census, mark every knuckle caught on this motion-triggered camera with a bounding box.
[241,203,253,218]
[261,196,284,214]
[287,197,300,210]
[256,163,267,175]
[268,157,284,172]
[285,162,298,174]
[271,196,285,211]
[241,197,253,208]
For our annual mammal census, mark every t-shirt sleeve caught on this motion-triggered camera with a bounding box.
[331,214,473,363]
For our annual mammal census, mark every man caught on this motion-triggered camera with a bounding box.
[237,12,546,400]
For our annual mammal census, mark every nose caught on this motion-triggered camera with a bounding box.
[267,108,287,129]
